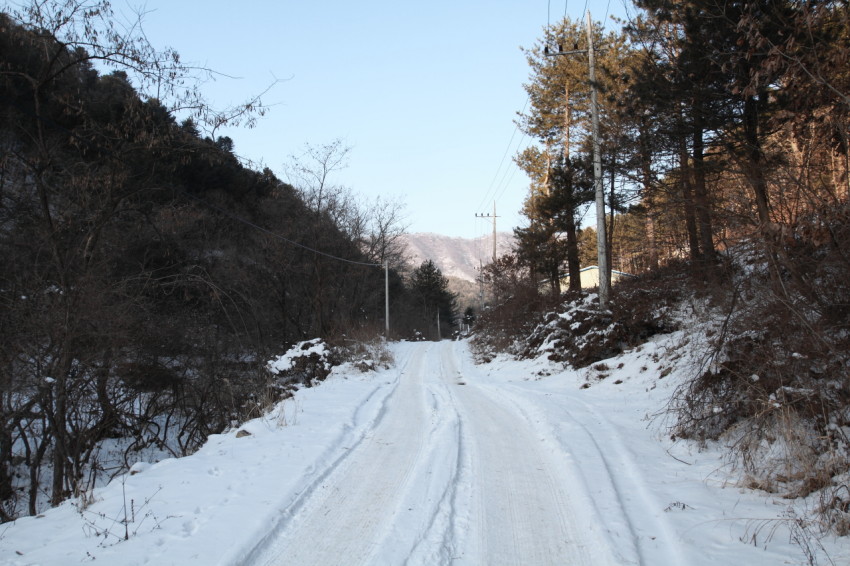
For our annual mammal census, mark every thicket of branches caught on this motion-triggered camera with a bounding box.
[0,1,438,520]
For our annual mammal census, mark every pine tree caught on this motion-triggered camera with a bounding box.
[517,17,638,293]
[409,260,458,340]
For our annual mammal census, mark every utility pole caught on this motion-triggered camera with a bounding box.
[477,259,484,307]
[586,10,609,309]
[475,202,500,263]
[544,11,609,308]
[384,262,390,337]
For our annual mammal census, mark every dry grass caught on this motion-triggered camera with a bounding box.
[669,222,850,535]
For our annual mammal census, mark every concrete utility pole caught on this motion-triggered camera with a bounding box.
[475,202,500,263]
[544,11,609,308]
[586,10,609,309]
[384,262,390,336]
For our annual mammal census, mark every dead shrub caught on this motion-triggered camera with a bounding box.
[509,263,692,368]
[118,362,182,393]
[331,336,394,373]
[516,293,621,367]
[471,259,694,367]
[820,485,850,536]
[610,260,694,340]
[266,339,339,387]
[469,253,556,358]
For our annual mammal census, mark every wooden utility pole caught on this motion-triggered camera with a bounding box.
[475,202,500,263]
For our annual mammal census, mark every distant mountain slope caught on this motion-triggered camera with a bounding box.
[402,232,515,282]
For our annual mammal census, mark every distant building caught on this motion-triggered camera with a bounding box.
[559,266,635,290]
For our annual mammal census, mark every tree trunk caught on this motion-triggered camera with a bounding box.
[842,118,850,200]
[564,83,571,159]
[96,349,119,436]
[645,210,659,271]
[639,120,659,270]
[678,138,702,261]
[744,93,771,225]
[549,261,561,297]
[691,97,716,263]
[50,352,72,507]
[28,424,50,516]
[565,212,582,291]
[0,423,12,505]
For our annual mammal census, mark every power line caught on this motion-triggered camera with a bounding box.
[620,0,636,23]
[550,0,569,26]
[493,143,526,204]
[476,96,529,213]
[492,127,528,204]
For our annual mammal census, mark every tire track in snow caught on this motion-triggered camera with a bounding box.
[486,353,690,565]
[245,344,435,566]
[245,341,624,566]
[560,397,690,566]
[398,352,467,565]
[439,342,618,566]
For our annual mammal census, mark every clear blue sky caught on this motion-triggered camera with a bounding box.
[126,0,629,239]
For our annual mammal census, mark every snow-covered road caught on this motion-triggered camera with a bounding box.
[247,341,620,566]
[5,338,845,565]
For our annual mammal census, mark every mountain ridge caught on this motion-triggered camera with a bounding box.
[401,231,515,282]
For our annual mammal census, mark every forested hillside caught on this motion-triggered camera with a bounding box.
[509,1,849,286]
[0,1,457,520]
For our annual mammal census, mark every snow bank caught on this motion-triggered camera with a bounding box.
[0,356,401,566]
[266,338,330,375]
[466,328,848,566]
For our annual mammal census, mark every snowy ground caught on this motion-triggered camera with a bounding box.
[2,337,847,565]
